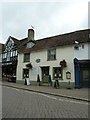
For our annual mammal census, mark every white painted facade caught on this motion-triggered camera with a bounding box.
[74,43,89,60]
[17,45,75,84]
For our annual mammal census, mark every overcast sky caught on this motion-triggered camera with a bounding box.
[0,0,89,44]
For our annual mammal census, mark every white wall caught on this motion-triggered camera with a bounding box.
[74,43,89,60]
[17,45,74,83]
[17,53,24,81]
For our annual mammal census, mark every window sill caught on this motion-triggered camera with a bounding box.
[23,61,30,63]
[59,79,63,80]
[53,78,63,80]
[47,59,57,61]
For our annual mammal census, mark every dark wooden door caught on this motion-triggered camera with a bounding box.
[82,69,89,88]
[41,67,49,83]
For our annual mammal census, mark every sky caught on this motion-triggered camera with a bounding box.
[0,0,89,44]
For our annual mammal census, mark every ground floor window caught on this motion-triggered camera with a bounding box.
[53,67,62,80]
[23,69,29,79]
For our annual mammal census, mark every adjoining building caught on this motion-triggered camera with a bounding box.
[17,29,90,88]
[2,36,27,82]
[0,43,3,81]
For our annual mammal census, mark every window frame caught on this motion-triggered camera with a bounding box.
[23,68,29,79]
[47,48,56,61]
[23,53,30,63]
[53,67,63,80]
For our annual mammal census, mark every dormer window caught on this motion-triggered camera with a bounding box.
[27,42,35,48]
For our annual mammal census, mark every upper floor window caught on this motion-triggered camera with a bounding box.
[23,53,30,62]
[7,52,11,61]
[47,48,56,61]
[13,50,17,56]
[2,53,7,59]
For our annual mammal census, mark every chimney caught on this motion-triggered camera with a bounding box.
[28,29,34,41]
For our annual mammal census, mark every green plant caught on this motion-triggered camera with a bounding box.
[60,59,67,68]
[26,63,32,69]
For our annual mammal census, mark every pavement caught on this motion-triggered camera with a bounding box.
[0,81,90,102]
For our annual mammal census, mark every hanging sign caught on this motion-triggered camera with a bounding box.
[36,59,41,63]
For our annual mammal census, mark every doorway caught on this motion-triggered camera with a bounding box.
[80,68,90,88]
[41,67,49,83]
[79,61,90,88]
[74,59,90,88]
[23,69,29,78]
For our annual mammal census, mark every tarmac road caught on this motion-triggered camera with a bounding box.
[2,86,88,118]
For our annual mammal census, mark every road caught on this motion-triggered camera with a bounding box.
[2,86,88,118]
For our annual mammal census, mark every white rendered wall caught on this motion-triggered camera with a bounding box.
[74,43,89,60]
[17,45,74,83]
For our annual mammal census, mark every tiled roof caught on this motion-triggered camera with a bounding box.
[0,43,3,49]
[18,29,90,53]
[0,43,5,51]
[2,36,28,51]
[11,36,28,48]
[10,36,20,45]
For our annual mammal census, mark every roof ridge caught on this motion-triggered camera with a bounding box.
[35,29,90,42]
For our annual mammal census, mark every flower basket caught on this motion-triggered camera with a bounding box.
[26,63,32,69]
[60,59,67,68]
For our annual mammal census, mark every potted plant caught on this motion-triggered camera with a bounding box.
[26,62,32,69]
[60,59,67,68]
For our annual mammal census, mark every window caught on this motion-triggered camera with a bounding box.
[2,54,4,59]
[2,53,6,59]
[7,52,11,61]
[23,53,30,62]
[11,51,13,57]
[16,50,17,56]
[53,67,62,80]
[13,51,17,56]
[83,70,89,81]
[27,42,35,48]
[23,69,29,79]
[47,48,56,61]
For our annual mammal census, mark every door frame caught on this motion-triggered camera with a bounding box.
[41,66,50,83]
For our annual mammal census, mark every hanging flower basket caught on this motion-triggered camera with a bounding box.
[26,63,32,69]
[60,59,67,68]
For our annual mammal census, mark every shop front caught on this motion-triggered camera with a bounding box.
[74,58,90,88]
[79,60,90,88]
[2,61,17,83]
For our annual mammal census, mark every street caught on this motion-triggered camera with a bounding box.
[2,85,88,118]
